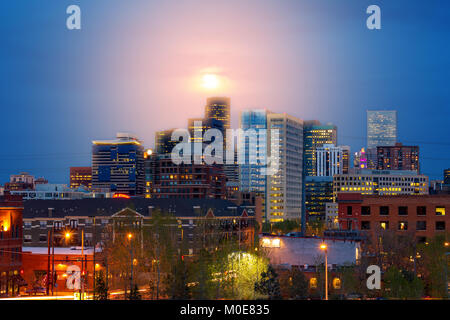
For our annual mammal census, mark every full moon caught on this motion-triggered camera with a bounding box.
[201,74,219,89]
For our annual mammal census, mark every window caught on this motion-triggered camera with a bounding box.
[39,234,47,242]
[346,206,352,216]
[380,206,389,216]
[309,277,318,289]
[417,206,426,216]
[39,221,47,229]
[69,219,78,228]
[380,221,389,230]
[24,235,32,243]
[24,221,32,229]
[435,207,445,216]
[54,221,63,230]
[361,221,371,230]
[398,206,408,216]
[332,278,342,290]
[436,221,445,231]
[398,221,408,231]
[416,221,426,231]
[361,206,371,216]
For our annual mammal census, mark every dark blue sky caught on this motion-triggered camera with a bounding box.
[0,0,449,183]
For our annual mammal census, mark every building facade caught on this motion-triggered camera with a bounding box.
[376,143,420,172]
[333,169,429,200]
[0,194,24,296]
[92,133,145,196]
[337,193,450,244]
[367,110,397,149]
[304,176,333,220]
[70,167,92,190]
[266,113,303,222]
[316,144,349,176]
[303,122,337,176]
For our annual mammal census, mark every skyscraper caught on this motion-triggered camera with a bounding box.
[376,143,420,172]
[303,122,337,176]
[266,113,303,222]
[92,133,145,196]
[155,129,179,155]
[316,144,347,177]
[204,97,230,138]
[367,110,397,149]
[445,169,450,185]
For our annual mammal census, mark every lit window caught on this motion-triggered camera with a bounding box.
[436,207,445,216]
[310,277,318,289]
[333,278,341,289]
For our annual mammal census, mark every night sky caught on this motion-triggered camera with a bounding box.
[0,0,449,183]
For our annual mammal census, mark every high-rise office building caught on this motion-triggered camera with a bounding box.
[155,129,179,155]
[445,169,450,185]
[367,110,397,149]
[303,122,337,176]
[376,143,420,172]
[266,113,303,222]
[342,146,350,174]
[92,133,145,196]
[316,144,350,176]
[70,167,92,190]
[204,97,231,134]
[305,176,333,220]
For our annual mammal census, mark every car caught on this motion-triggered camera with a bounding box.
[26,286,46,295]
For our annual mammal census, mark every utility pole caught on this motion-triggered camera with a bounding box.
[51,227,55,296]
[46,229,51,295]
[93,217,96,300]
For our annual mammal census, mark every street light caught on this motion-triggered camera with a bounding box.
[320,242,328,301]
[128,233,134,299]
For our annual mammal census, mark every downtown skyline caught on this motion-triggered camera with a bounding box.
[1,0,449,183]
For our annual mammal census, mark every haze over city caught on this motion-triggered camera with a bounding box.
[1,0,449,183]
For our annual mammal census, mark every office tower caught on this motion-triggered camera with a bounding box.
[144,149,157,198]
[188,118,206,144]
[316,144,346,177]
[204,97,231,135]
[70,167,92,190]
[333,168,429,200]
[341,146,350,174]
[366,147,378,170]
[376,143,420,172]
[445,169,450,185]
[303,122,337,176]
[151,154,226,199]
[367,110,397,149]
[305,176,333,220]
[266,113,303,222]
[155,129,180,155]
[92,133,145,196]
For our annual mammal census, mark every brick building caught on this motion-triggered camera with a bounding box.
[337,193,450,244]
[0,194,25,296]
[70,167,92,190]
[376,143,420,172]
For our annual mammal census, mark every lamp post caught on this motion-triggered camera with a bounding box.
[128,233,133,299]
[320,242,328,300]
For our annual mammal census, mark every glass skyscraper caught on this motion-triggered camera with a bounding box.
[92,133,145,196]
[367,110,397,149]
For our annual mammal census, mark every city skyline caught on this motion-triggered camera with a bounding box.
[1,0,449,183]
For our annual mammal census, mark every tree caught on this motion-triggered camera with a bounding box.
[254,265,282,300]
[165,256,191,299]
[94,270,109,300]
[383,266,423,299]
[280,268,308,299]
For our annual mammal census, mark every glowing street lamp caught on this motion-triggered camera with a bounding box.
[319,242,328,300]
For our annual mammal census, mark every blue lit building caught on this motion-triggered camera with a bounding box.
[92,133,145,196]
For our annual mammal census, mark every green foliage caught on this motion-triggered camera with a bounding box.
[383,266,423,299]
[165,256,191,300]
[93,270,109,300]
[254,265,282,300]
[261,219,301,234]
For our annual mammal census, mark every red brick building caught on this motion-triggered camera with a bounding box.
[337,193,450,244]
[21,247,95,297]
[0,194,25,296]
[377,143,420,172]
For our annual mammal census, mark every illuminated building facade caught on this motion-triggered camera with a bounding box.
[305,176,333,220]
[70,167,92,190]
[266,113,303,222]
[367,110,397,149]
[376,143,420,172]
[155,129,179,155]
[0,194,24,296]
[333,169,429,200]
[445,169,450,185]
[4,172,35,191]
[303,122,337,176]
[337,193,450,244]
[91,133,145,196]
[316,144,350,177]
